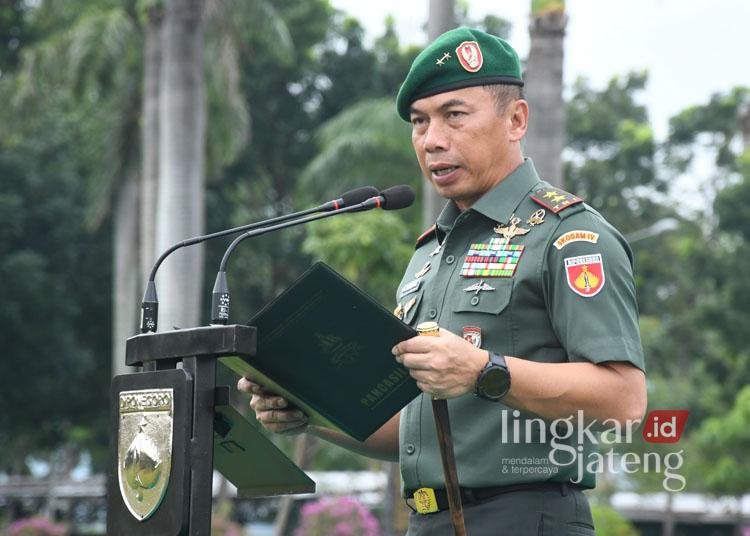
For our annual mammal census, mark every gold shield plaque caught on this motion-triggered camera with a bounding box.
[118,388,174,521]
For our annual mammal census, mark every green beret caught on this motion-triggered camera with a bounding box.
[396,27,524,121]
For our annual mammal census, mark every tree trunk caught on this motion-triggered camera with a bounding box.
[155,0,206,331]
[524,2,567,188]
[140,4,163,289]
[111,170,140,377]
[422,0,456,226]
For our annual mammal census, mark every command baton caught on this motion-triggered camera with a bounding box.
[416,322,467,536]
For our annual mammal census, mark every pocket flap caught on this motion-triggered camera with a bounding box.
[454,279,512,314]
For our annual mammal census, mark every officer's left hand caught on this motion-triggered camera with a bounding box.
[392,328,488,399]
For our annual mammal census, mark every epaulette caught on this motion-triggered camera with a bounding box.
[531,187,584,215]
[415,224,437,249]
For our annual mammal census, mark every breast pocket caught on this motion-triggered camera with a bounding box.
[452,280,513,351]
[454,279,513,314]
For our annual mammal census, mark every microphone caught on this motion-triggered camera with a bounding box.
[360,184,416,210]
[140,186,378,333]
[211,185,415,325]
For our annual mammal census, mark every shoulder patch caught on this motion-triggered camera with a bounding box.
[531,187,583,214]
[415,224,437,249]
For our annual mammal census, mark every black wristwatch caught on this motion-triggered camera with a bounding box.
[475,352,511,401]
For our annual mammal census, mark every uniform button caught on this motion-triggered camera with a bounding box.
[445,255,455,264]
[428,308,437,319]
[470,296,480,306]
[405,444,416,455]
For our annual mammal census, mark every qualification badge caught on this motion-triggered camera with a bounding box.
[493,215,530,243]
[463,326,482,348]
[403,295,418,318]
[526,209,546,226]
[414,262,431,279]
[463,280,495,294]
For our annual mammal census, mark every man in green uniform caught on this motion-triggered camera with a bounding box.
[240,27,646,535]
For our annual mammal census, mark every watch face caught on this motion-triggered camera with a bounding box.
[481,367,511,398]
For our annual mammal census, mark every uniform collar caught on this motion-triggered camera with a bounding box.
[435,158,542,233]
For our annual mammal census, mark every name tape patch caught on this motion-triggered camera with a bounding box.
[554,230,600,250]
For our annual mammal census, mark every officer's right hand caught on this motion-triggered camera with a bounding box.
[237,377,309,434]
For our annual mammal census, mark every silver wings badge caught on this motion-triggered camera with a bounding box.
[463,280,496,295]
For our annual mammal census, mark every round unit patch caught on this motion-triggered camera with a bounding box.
[455,40,483,72]
[564,254,605,297]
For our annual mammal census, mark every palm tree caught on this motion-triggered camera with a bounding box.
[153,0,207,331]
[15,0,290,375]
[301,98,418,197]
[524,0,567,187]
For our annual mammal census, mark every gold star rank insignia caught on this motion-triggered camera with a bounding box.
[493,215,530,242]
[531,187,583,214]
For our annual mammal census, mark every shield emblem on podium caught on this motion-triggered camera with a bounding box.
[117,388,174,521]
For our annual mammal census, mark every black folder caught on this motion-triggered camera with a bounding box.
[220,262,420,441]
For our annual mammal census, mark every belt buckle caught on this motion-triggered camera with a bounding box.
[412,487,439,514]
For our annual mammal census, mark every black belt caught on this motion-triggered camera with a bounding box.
[406,481,577,514]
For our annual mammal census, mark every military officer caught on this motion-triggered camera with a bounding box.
[240,27,646,535]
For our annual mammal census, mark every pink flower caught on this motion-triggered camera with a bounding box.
[295,495,381,536]
[5,517,68,536]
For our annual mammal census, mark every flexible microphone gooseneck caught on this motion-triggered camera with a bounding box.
[139,186,379,333]
[210,185,416,325]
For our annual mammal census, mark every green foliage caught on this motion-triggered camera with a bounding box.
[591,504,640,536]
[667,87,750,171]
[0,77,110,472]
[300,98,419,199]
[302,211,415,307]
[694,385,750,495]
[207,4,420,324]
[566,72,664,231]
[0,0,31,74]
[532,0,566,15]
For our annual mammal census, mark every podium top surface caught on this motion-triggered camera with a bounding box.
[126,324,257,366]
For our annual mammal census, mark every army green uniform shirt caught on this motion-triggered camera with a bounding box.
[394,160,645,494]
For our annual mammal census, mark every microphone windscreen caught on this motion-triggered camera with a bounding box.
[380,185,415,210]
[340,186,380,207]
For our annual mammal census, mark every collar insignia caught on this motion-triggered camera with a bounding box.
[526,209,546,226]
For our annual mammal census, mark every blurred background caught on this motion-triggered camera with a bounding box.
[1,0,749,535]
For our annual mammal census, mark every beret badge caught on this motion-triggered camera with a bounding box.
[456,41,483,72]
